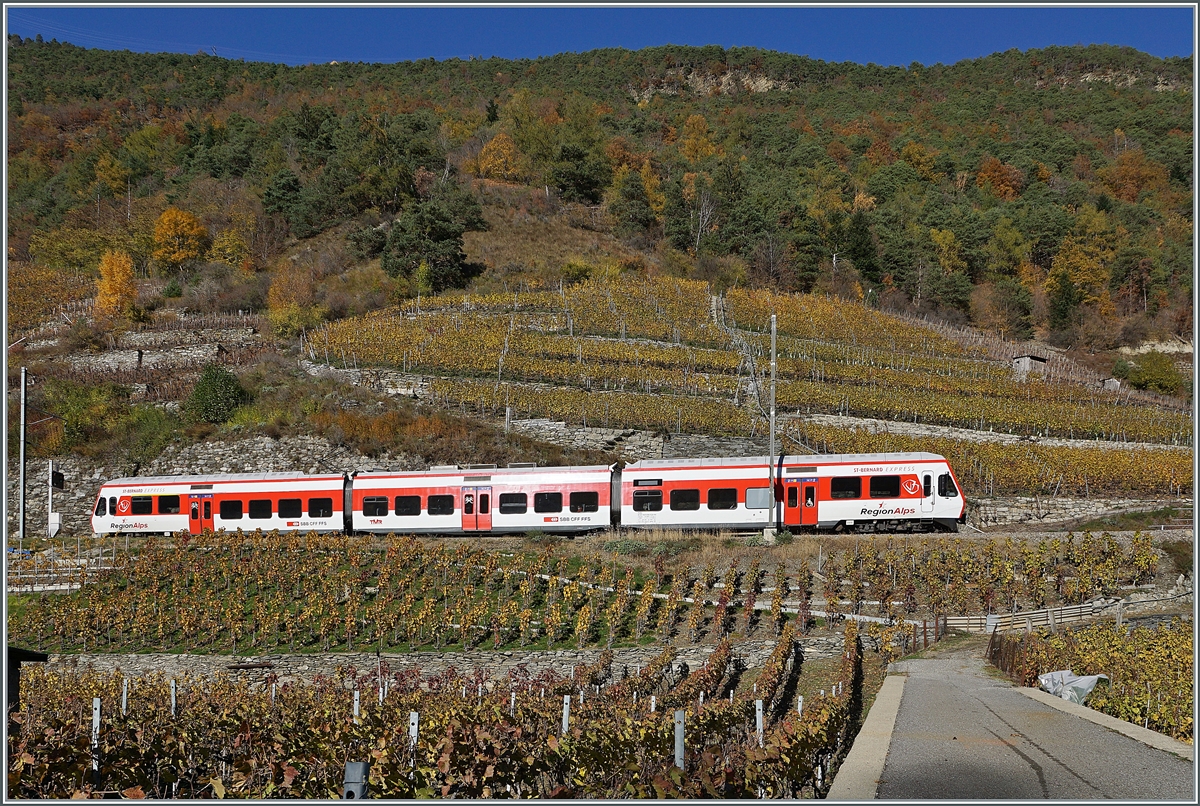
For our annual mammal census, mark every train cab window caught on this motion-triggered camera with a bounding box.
[669,489,700,511]
[633,489,663,511]
[428,495,455,516]
[279,499,302,518]
[830,477,862,499]
[308,498,334,518]
[923,475,932,497]
[707,488,738,510]
[938,473,959,498]
[158,495,181,514]
[569,491,599,513]
[395,495,421,516]
[95,498,107,516]
[534,492,563,513]
[109,497,117,515]
[499,493,527,514]
[787,486,798,508]
[248,499,273,519]
[220,500,244,520]
[745,487,772,509]
[869,476,901,498]
[130,496,154,515]
[362,497,388,516]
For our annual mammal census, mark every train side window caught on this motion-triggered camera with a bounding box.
[95,498,107,516]
[534,492,563,513]
[938,474,959,498]
[787,486,798,508]
[395,495,421,516]
[479,494,489,514]
[279,499,302,518]
[130,496,154,515]
[669,489,700,511]
[869,476,900,498]
[830,477,862,499]
[219,500,243,520]
[633,489,663,511]
[308,497,334,518]
[109,497,117,515]
[498,493,527,514]
[428,495,455,516]
[707,488,738,510]
[158,495,181,514]
[248,499,273,519]
[745,487,772,509]
[569,491,599,513]
[363,496,389,516]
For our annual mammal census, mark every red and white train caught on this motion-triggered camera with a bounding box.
[91,452,965,537]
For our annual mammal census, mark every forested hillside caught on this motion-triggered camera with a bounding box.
[7,37,1193,351]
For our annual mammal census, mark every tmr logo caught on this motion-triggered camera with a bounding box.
[902,479,921,495]
[860,507,916,517]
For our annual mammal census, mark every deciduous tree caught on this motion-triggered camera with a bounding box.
[94,250,136,319]
[152,207,209,273]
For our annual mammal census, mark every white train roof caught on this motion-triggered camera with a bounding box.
[623,452,946,470]
[101,472,346,486]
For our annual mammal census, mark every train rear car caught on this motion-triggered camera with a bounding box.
[351,464,614,536]
[91,473,348,537]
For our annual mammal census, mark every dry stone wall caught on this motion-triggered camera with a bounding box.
[46,636,846,689]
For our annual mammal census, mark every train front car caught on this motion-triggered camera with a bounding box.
[91,473,348,538]
[619,453,965,534]
[350,464,615,536]
[775,452,964,533]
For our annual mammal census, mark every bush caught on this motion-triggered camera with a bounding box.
[603,539,650,556]
[162,279,183,298]
[185,365,251,424]
[1126,351,1185,395]
[774,529,794,545]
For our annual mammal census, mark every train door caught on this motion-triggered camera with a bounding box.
[783,484,802,527]
[920,472,935,514]
[461,486,492,532]
[801,483,818,527]
[188,494,214,534]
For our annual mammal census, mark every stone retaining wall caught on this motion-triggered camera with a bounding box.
[46,636,847,689]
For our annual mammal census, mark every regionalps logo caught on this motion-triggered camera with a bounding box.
[860,506,916,517]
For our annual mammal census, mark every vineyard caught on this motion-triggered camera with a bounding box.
[304,277,1191,497]
[987,619,1193,742]
[8,530,1163,656]
[7,625,868,798]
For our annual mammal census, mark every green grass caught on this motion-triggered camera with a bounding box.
[1075,506,1190,532]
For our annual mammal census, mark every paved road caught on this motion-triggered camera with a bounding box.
[875,656,1194,800]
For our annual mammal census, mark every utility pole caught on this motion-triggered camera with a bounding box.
[767,315,777,535]
[19,367,27,554]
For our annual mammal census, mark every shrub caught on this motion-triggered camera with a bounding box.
[603,539,650,556]
[185,365,251,424]
[1126,351,1185,395]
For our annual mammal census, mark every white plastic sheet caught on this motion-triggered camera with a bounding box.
[1038,670,1109,705]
